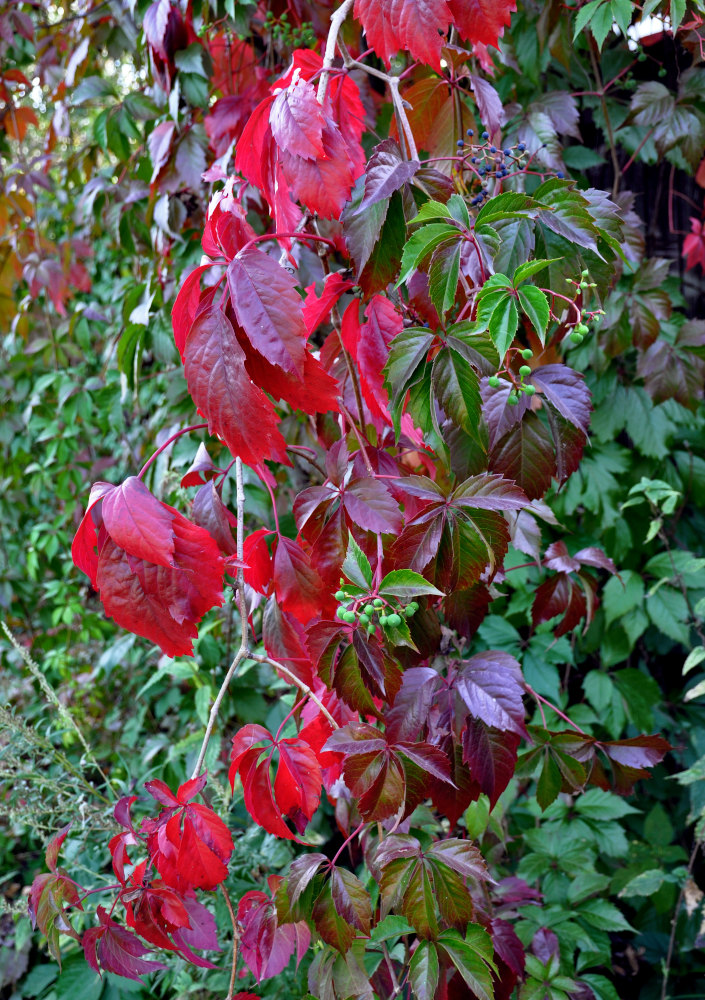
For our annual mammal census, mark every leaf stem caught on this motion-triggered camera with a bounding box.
[525,683,588,735]
[330,820,365,867]
[220,883,240,1000]
[137,423,209,480]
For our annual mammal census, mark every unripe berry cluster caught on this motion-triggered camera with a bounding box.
[334,586,419,634]
[488,348,536,406]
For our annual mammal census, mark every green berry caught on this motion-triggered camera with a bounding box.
[519,364,531,377]
[367,623,376,635]
[488,375,501,388]
[358,613,370,626]
[379,614,389,626]
[521,348,533,360]
[364,604,374,615]
[373,598,384,608]
[409,601,419,612]
[507,393,519,406]
[581,268,589,277]
[387,613,402,627]
[524,384,536,396]
[576,323,589,335]
[343,611,357,624]
[404,604,415,617]
[579,280,589,289]
[334,590,346,601]
[569,330,584,344]
[336,606,347,620]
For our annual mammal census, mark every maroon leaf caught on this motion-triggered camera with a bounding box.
[543,540,580,574]
[462,718,520,808]
[273,535,325,624]
[238,889,310,982]
[356,139,420,212]
[270,75,325,160]
[470,76,506,138]
[183,305,289,470]
[343,477,402,534]
[532,573,590,637]
[83,906,168,981]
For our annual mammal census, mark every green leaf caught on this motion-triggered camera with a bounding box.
[573,0,606,39]
[475,191,537,226]
[414,200,452,222]
[398,224,460,285]
[431,346,482,437]
[537,750,562,810]
[428,241,462,317]
[343,536,373,589]
[577,898,634,932]
[409,940,439,1000]
[370,914,415,941]
[513,258,560,285]
[684,646,705,675]
[378,569,444,600]
[517,285,550,343]
[489,295,519,358]
[646,586,690,645]
[437,927,495,1000]
[447,193,471,228]
[602,570,645,627]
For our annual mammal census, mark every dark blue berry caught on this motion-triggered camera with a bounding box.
[471,156,477,163]
[557,171,564,178]
[467,128,474,136]
[503,148,511,156]
[517,142,525,151]
[457,139,464,147]
[481,130,489,139]
[490,146,497,153]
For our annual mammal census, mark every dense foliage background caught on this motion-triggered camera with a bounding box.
[1,1,705,999]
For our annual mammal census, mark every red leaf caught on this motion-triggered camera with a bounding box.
[274,738,323,834]
[302,272,355,335]
[229,726,323,839]
[449,0,516,49]
[273,535,325,624]
[353,0,454,70]
[683,216,705,271]
[172,264,214,360]
[262,597,315,687]
[45,823,71,873]
[72,479,225,658]
[191,481,237,556]
[278,116,357,220]
[341,296,402,424]
[181,442,216,488]
[241,342,341,416]
[227,247,307,377]
[183,305,289,470]
[243,529,273,594]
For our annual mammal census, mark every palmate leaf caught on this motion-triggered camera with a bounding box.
[375,835,490,939]
[356,138,419,212]
[428,241,462,318]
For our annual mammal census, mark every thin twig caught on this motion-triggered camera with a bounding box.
[249,654,339,729]
[191,459,249,780]
[661,840,701,1000]
[220,884,240,1000]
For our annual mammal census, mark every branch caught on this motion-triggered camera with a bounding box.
[317,0,355,104]
[338,41,419,161]
[249,653,339,729]
[191,459,250,780]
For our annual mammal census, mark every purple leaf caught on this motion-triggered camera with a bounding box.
[470,76,506,138]
[343,477,402,534]
[530,364,591,434]
[456,651,527,737]
[357,139,420,212]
